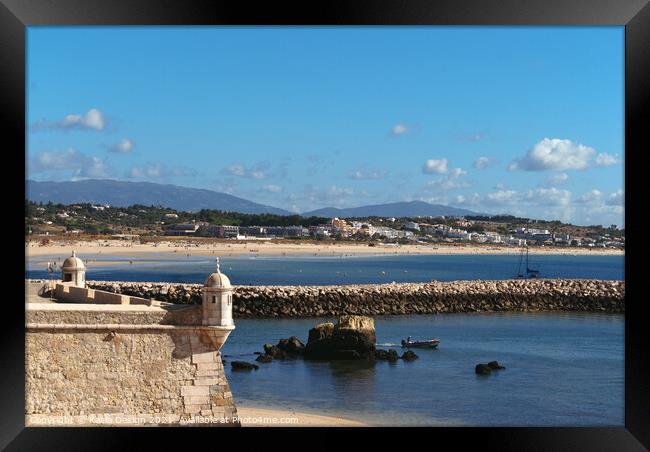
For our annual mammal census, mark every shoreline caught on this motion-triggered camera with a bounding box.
[25,239,624,259]
[235,405,368,427]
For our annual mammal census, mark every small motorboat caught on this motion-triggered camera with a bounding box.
[401,337,440,348]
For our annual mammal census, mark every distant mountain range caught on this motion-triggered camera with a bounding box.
[303,200,479,218]
[27,179,481,218]
[27,179,292,215]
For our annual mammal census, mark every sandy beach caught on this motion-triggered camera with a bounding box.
[235,406,367,427]
[25,238,623,260]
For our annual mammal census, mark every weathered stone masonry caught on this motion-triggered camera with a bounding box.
[72,278,625,317]
[26,254,239,427]
[25,303,238,426]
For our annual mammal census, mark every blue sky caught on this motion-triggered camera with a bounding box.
[27,26,624,226]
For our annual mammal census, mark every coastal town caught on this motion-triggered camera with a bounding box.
[26,201,625,251]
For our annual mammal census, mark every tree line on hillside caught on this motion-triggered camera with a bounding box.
[25,200,330,230]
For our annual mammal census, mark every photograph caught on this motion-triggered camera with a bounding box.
[21,24,628,429]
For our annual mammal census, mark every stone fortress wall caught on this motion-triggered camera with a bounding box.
[26,254,239,427]
[54,282,159,305]
[26,304,236,427]
[61,278,625,317]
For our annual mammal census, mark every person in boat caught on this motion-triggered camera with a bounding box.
[407,336,411,343]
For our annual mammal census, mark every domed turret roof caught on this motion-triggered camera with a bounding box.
[204,257,231,288]
[62,250,85,270]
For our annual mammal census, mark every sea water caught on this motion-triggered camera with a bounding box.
[223,312,624,426]
[26,253,625,285]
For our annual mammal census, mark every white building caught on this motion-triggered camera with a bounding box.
[485,232,502,243]
[504,237,527,247]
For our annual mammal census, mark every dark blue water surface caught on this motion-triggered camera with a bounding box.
[222,313,624,426]
[26,253,624,285]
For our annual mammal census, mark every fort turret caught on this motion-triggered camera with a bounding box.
[61,250,86,288]
[202,257,234,327]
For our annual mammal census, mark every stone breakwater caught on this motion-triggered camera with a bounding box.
[26,279,625,317]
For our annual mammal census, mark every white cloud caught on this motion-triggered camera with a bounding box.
[348,168,387,180]
[328,186,354,197]
[606,189,624,206]
[289,185,355,210]
[422,158,449,174]
[595,152,620,167]
[422,167,469,191]
[107,138,134,154]
[449,167,467,178]
[574,189,624,226]
[75,157,112,179]
[224,164,245,177]
[421,195,449,204]
[509,138,595,171]
[261,184,282,193]
[547,173,569,185]
[455,132,485,142]
[473,156,494,170]
[576,189,602,204]
[30,148,80,172]
[128,163,195,180]
[129,163,164,179]
[213,178,238,195]
[482,187,571,208]
[525,187,571,207]
[454,192,481,206]
[425,179,471,191]
[449,184,622,226]
[29,148,113,179]
[390,123,409,135]
[485,189,519,206]
[32,108,107,131]
[222,162,270,179]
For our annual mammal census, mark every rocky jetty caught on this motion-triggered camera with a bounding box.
[28,278,625,317]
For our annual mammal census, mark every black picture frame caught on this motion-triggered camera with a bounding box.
[4,0,647,450]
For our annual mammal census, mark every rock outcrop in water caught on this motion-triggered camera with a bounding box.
[304,316,377,360]
[231,361,259,371]
[401,350,419,361]
[276,336,306,356]
[374,349,399,362]
[475,361,506,375]
[28,278,625,317]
